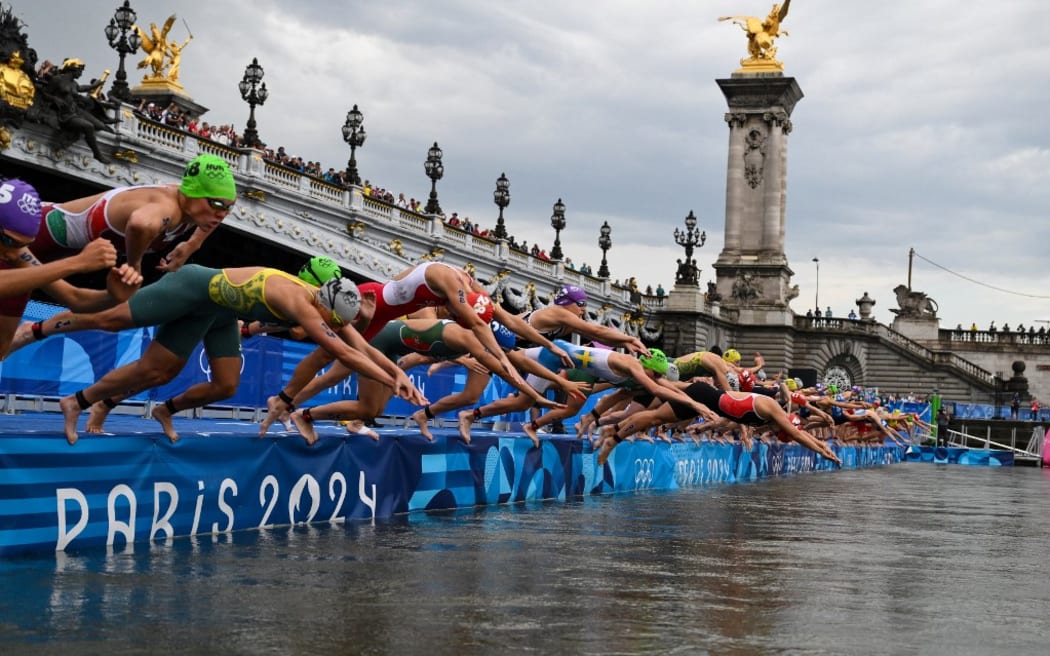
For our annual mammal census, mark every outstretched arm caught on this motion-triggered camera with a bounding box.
[492,304,573,368]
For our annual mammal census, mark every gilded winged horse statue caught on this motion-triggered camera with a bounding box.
[719,0,792,71]
[134,14,176,80]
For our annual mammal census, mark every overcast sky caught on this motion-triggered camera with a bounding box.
[10,0,1050,328]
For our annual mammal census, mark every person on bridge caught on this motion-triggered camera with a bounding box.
[30,153,236,275]
[9,266,425,444]
[258,261,574,435]
[1,178,142,357]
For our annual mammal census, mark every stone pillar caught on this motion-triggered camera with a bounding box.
[722,113,746,255]
[712,74,803,326]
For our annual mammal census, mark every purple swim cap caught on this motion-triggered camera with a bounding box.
[0,179,41,239]
[554,284,587,306]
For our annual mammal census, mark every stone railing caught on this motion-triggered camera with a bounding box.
[939,328,1050,346]
[793,316,994,385]
[4,110,664,338]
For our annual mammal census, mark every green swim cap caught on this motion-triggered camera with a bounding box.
[639,348,669,376]
[180,154,236,199]
[298,256,343,286]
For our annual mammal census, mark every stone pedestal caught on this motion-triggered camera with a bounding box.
[891,315,939,342]
[666,285,705,313]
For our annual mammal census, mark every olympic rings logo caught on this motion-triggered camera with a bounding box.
[634,458,655,488]
[198,349,245,381]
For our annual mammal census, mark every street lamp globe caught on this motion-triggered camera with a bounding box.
[550,198,566,261]
[597,221,612,279]
[493,172,510,239]
[238,57,267,149]
[423,142,444,215]
[341,104,367,186]
[105,0,140,103]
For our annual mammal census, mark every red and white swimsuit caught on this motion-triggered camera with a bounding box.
[359,263,465,340]
[32,185,189,261]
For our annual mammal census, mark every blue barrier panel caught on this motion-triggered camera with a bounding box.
[1,303,558,424]
[902,445,1013,466]
[0,413,903,557]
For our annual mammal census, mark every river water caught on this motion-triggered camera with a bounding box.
[2,464,1048,655]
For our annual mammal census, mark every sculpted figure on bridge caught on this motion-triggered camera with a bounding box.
[719,0,792,70]
[0,6,36,134]
[891,284,938,318]
[134,14,191,84]
[31,59,115,163]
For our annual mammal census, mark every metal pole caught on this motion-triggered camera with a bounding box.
[812,257,819,311]
[908,247,914,291]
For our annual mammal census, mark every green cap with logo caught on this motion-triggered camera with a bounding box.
[639,348,669,376]
[298,256,343,286]
[180,153,236,200]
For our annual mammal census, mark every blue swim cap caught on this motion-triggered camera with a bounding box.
[490,320,517,350]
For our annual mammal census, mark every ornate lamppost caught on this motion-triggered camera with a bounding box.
[104,0,141,103]
[493,172,510,239]
[238,57,268,149]
[673,210,706,285]
[597,221,612,279]
[423,142,444,215]
[341,104,367,186]
[550,198,566,261]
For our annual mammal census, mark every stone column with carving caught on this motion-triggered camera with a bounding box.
[712,74,803,326]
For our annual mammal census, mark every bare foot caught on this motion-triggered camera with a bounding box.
[259,395,288,436]
[58,395,81,445]
[522,422,540,448]
[7,320,37,355]
[86,401,114,434]
[344,419,380,441]
[410,409,434,441]
[596,431,617,466]
[741,434,753,451]
[278,411,294,432]
[150,404,180,443]
[635,432,655,444]
[456,410,474,445]
[290,411,319,446]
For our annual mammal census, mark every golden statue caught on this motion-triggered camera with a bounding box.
[165,34,192,83]
[0,50,35,110]
[719,0,791,72]
[133,14,192,87]
[134,15,176,80]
